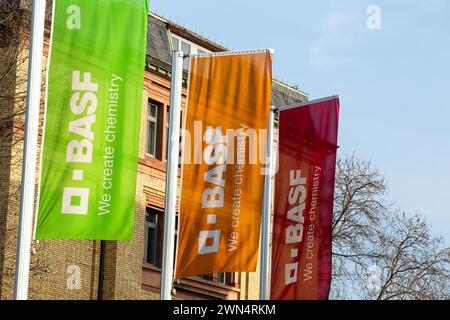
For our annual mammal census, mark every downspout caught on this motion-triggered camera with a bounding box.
[97,240,106,300]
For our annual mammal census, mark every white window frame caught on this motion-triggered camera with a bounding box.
[170,33,211,69]
[144,213,158,265]
[146,102,159,157]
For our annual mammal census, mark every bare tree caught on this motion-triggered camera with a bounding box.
[331,154,450,300]
[0,0,31,204]
[0,0,31,145]
[0,0,49,299]
[364,212,449,300]
[331,154,388,299]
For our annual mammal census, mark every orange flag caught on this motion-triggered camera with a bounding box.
[176,50,273,278]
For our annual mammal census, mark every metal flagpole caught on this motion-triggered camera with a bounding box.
[160,50,184,300]
[259,107,276,300]
[13,0,46,301]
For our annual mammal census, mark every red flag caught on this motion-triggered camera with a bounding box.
[270,96,339,300]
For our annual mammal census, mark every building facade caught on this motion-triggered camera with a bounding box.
[0,6,308,300]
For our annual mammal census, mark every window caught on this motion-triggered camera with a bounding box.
[198,273,235,286]
[199,274,213,281]
[146,102,158,157]
[144,206,232,285]
[146,100,164,160]
[165,108,169,161]
[174,214,179,270]
[171,37,179,53]
[143,207,178,269]
[171,34,210,70]
[144,208,163,267]
[216,273,226,284]
[181,42,191,70]
[165,107,184,165]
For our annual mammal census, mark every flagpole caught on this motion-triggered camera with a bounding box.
[160,50,184,300]
[259,107,276,300]
[13,0,46,301]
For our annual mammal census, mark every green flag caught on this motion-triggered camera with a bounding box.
[36,0,149,240]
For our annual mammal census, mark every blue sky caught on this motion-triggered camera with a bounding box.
[150,0,450,244]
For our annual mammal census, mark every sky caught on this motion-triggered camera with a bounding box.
[150,0,450,244]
